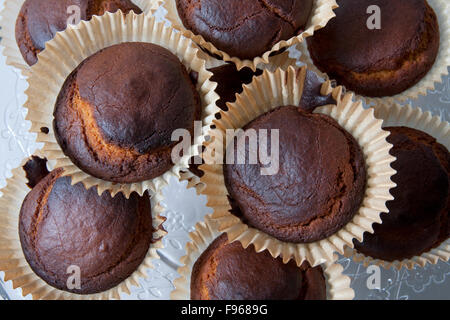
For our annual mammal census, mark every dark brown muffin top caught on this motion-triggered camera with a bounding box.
[354,127,449,261]
[176,0,313,59]
[306,0,440,97]
[224,106,366,243]
[15,0,141,66]
[54,42,202,183]
[191,234,327,300]
[19,166,153,294]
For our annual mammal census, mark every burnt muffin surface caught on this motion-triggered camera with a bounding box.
[176,0,313,59]
[54,42,202,183]
[355,126,449,261]
[15,0,142,66]
[191,234,327,300]
[224,106,367,243]
[19,167,154,294]
[306,0,440,97]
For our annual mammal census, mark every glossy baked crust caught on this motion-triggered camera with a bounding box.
[224,106,366,243]
[15,0,141,66]
[19,168,153,294]
[176,0,313,59]
[354,127,449,261]
[306,0,440,97]
[54,42,202,183]
[191,234,326,300]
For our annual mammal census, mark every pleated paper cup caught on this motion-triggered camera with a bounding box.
[156,0,337,71]
[0,0,29,75]
[345,102,450,270]
[171,215,354,300]
[197,45,299,71]
[198,65,396,267]
[24,11,220,198]
[299,0,450,105]
[0,0,161,76]
[0,155,166,300]
[179,169,206,194]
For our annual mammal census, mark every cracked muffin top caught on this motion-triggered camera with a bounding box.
[15,0,141,66]
[354,127,449,261]
[224,106,367,243]
[175,0,313,59]
[306,0,440,97]
[19,157,153,294]
[191,234,327,300]
[53,42,202,183]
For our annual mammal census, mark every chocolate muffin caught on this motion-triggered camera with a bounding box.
[19,159,153,294]
[191,234,327,300]
[354,127,449,261]
[224,106,366,243]
[15,0,141,66]
[176,0,313,59]
[306,0,440,97]
[53,42,202,183]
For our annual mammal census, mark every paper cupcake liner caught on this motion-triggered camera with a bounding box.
[179,170,205,194]
[156,0,337,71]
[197,45,299,71]
[171,215,354,300]
[0,154,166,300]
[0,0,162,76]
[24,11,220,198]
[345,102,450,270]
[0,0,29,76]
[298,0,450,105]
[198,65,396,267]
